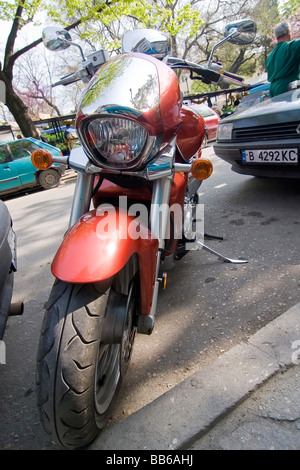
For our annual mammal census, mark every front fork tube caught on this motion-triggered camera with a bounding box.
[138,177,172,334]
[69,173,95,228]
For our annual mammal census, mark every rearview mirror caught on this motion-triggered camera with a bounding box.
[42,27,72,51]
[224,19,257,45]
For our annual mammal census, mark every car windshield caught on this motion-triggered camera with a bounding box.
[0,145,8,164]
[8,140,40,159]
[192,106,215,117]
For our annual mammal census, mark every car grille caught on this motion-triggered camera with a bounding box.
[232,121,300,142]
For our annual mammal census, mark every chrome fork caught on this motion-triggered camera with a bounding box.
[68,172,95,227]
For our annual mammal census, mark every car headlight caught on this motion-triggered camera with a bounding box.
[84,116,149,170]
[217,123,233,140]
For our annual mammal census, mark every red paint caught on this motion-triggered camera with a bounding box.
[76,53,182,147]
[177,105,205,161]
[92,172,187,256]
[188,104,220,142]
[51,209,158,316]
[93,172,187,209]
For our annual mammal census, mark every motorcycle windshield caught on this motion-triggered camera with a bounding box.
[76,53,181,139]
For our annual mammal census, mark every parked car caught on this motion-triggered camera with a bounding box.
[214,88,300,178]
[236,73,270,113]
[0,137,66,196]
[189,104,220,147]
[0,200,23,341]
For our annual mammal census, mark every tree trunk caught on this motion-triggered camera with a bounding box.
[4,77,39,138]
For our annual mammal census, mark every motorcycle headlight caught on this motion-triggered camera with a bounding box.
[83,117,149,170]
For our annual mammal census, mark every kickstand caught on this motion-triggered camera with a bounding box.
[204,232,224,241]
[199,242,248,264]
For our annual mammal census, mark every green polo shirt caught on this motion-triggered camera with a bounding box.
[266,39,300,97]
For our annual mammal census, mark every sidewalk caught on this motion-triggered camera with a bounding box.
[89,302,300,451]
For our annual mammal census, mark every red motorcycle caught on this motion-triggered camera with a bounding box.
[31,20,255,448]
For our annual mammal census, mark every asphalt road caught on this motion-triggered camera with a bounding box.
[0,146,299,450]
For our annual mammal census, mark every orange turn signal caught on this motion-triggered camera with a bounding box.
[31,149,53,170]
[191,158,213,180]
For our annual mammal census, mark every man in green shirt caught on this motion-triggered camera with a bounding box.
[266,22,300,97]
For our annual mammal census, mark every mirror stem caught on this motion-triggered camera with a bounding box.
[207,30,237,68]
[69,41,86,62]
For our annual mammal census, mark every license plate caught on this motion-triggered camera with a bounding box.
[242,148,298,164]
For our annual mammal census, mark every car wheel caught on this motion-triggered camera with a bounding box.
[38,169,61,189]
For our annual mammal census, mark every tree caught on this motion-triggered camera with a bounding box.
[245,0,280,72]
[0,1,44,136]
[13,50,62,118]
[78,0,264,96]
[280,0,300,37]
[0,0,283,137]
[0,0,110,137]
[0,0,203,135]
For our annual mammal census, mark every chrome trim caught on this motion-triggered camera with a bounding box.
[173,162,192,173]
[147,142,175,180]
[0,177,19,184]
[68,146,90,172]
[68,146,106,175]
[150,177,173,249]
[69,172,94,227]
[78,114,160,171]
[68,141,180,181]
[144,176,173,332]
[78,55,160,118]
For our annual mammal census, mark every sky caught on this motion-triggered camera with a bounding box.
[0,11,48,63]
[0,14,77,115]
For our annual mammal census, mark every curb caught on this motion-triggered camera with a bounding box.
[89,302,300,451]
[61,169,77,182]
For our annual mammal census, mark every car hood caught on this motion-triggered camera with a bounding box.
[222,89,300,128]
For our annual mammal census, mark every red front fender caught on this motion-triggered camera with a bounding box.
[51,208,158,316]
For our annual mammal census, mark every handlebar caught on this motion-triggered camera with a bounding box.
[221,70,244,82]
[166,57,221,84]
[51,49,109,87]
[52,73,81,87]
[166,57,245,86]
[51,51,244,89]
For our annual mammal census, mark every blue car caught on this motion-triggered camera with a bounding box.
[0,137,66,196]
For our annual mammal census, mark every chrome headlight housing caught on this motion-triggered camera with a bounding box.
[81,116,153,170]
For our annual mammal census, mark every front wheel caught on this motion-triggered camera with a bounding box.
[36,272,138,449]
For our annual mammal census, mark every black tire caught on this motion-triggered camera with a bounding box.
[38,168,61,189]
[36,263,138,449]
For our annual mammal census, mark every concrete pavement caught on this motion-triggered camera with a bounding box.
[89,302,300,451]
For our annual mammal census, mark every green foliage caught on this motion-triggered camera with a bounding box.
[165,4,202,37]
[0,0,43,24]
[41,131,68,152]
[80,0,202,37]
[31,0,111,29]
[280,0,299,16]
[2,0,286,127]
[190,80,215,95]
[0,1,17,21]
